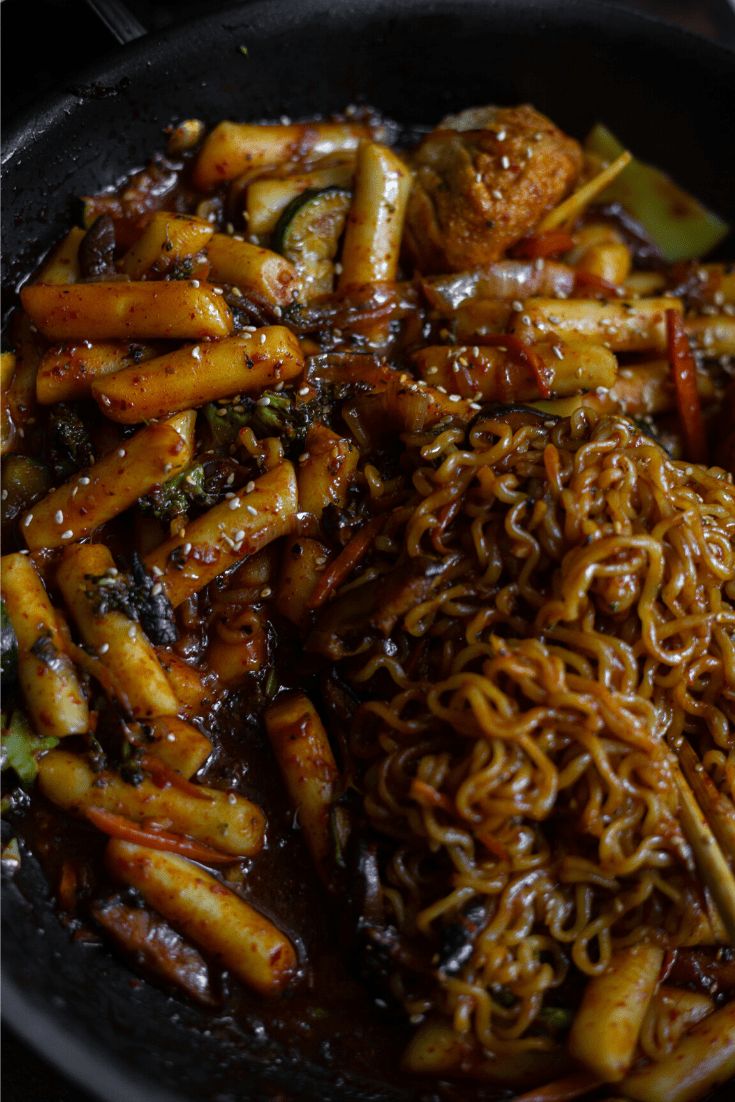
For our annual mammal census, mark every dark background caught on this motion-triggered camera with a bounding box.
[2,0,734,1099]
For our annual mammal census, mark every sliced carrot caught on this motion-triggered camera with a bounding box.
[666,307,707,463]
[409,778,455,816]
[85,806,234,865]
[58,860,79,913]
[573,269,622,298]
[307,514,384,610]
[138,752,211,801]
[477,831,510,862]
[511,230,575,260]
[476,332,553,399]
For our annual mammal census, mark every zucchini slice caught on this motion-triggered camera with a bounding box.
[273,186,352,299]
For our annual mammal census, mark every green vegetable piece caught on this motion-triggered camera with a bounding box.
[1,836,21,870]
[0,711,58,786]
[1,599,18,688]
[139,463,207,521]
[538,1006,573,1032]
[1,454,52,528]
[585,124,729,262]
[204,391,314,451]
[274,187,352,298]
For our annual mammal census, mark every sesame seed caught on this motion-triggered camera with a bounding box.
[79,476,91,486]
[280,115,291,125]
[151,583,163,596]
[234,530,246,541]
[54,510,64,524]
[230,286,242,297]
[151,565,163,577]
[511,300,524,312]
[449,394,462,403]
[552,344,564,360]
[98,643,110,655]
[191,346,201,360]
[492,189,503,200]
[500,155,511,170]
[245,505,257,515]
[212,286,224,295]
[298,452,310,464]
[191,279,200,288]
[182,542,192,555]
[273,305,282,317]
[61,529,74,540]
[298,386,310,396]
[426,366,439,375]
[225,222,235,235]
[260,586,272,598]
[117,448,127,458]
[259,332,267,344]
[496,129,506,141]
[257,395,270,406]
[228,497,241,510]
[245,480,255,493]
[0,490,6,501]
[24,514,33,527]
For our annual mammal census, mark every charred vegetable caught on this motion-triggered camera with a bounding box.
[204,389,315,452]
[85,555,177,646]
[49,404,95,473]
[138,463,208,521]
[274,187,352,299]
[1,455,52,529]
[0,600,18,687]
[78,214,117,279]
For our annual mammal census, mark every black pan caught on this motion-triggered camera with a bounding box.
[2,2,735,1099]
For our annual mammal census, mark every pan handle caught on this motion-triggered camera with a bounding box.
[85,0,147,44]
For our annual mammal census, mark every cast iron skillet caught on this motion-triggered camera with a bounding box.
[2,2,735,1099]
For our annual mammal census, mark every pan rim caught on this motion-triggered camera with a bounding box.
[2,2,734,1101]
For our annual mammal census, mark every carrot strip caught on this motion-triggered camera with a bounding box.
[476,332,552,399]
[477,831,510,861]
[307,514,384,610]
[85,806,235,865]
[409,778,455,815]
[573,269,622,297]
[139,752,211,801]
[666,307,707,463]
[512,1071,602,1102]
[511,230,575,260]
[430,499,460,555]
[58,860,79,913]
